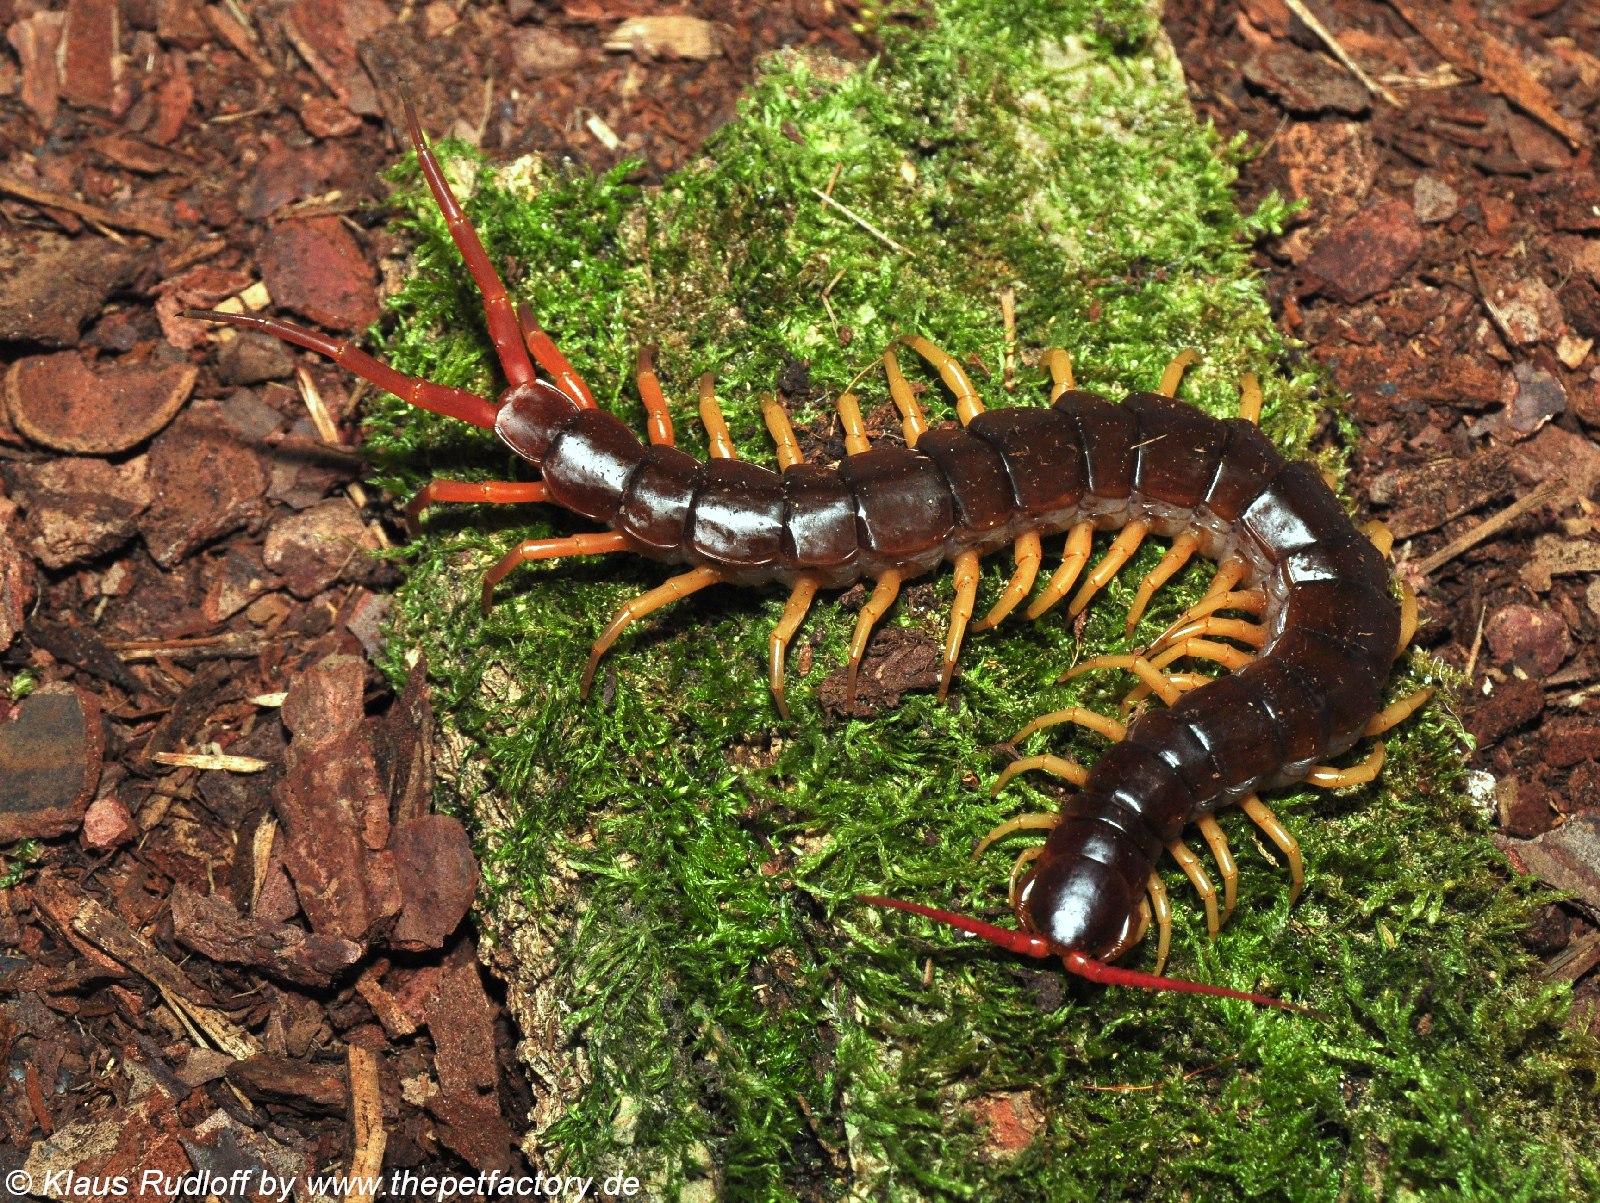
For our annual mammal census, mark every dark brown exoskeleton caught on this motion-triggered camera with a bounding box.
[190,103,1429,1011]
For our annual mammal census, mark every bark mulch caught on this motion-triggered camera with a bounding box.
[2,0,1598,1190]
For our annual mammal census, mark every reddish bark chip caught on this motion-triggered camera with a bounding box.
[141,401,268,567]
[0,231,141,346]
[388,816,479,952]
[229,1053,349,1112]
[0,683,103,843]
[259,217,379,331]
[275,655,400,944]
[263,498,382,598]
[5,352,194,454]
[81,793,136,851]
[241,142,358,222]
[1485,605,1572,675]
[1542,720,1600,770]
[1501,813,1600,917]
[170,883,364,987]
[1302,198,1423,303]
[1541,171,1600,233]
[7,11,65,126]
[1466,675,1544,746]
[20,1078,193,1197]
[17,455,152,568]
[59,0,119,112]
[1510,425,1600,501]
[0,490,35,654]
[1243,45,1368,116]
[280,0,393,117]
[425,942,514,1172]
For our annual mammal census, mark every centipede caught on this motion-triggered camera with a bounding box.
[190,102,1430,1014]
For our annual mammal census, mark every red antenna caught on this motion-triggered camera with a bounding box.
[859,895,1319,1016]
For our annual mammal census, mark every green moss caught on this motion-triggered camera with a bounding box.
[363,0,1599,1197]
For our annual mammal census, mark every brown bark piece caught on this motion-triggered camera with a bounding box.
[388,816,478,952]
[0,489,36,655]
[279,0,393,117]
[425,941,513,1172]
[8,11,65,126]
[259,217,380,331]
[1385,0,1585,149]
[5,353,194,455]
[229,1053,349,1112]
[1243,45,1368,115]
[1303,197,1423,303]
[262,498,382,598]
[1485,604,1571,675]
[1466,675,1544,745]
[0,231,141,347]
[0,683,103,844]
[141,401,268,567]
[275,655,399,945]
[170,883,364,987]
[60,0,121,112]
[1499,813,1600,918]
[375,656,435,826]
[16,455,152,568]
[21,1079,192,1203]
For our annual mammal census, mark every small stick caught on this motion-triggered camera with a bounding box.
[0,173,177,239]
[1284,0,1402,107]
[811,188,914,257]
[1414,479,1565,577]
[1000,286,1018,392]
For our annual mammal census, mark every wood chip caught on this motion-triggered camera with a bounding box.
[149,751,271,772]
[1385,0,1586,148]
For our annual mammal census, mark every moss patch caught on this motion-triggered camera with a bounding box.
[364,0,1599,1197]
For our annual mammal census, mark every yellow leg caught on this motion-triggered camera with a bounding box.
[1396,580,1419,659]
[1025,521,1095,620]
[1202,557,1248,602]
[699,374,736,459]
[481,531,631,613]
[768,574,821,720]
[972,531,1043,631]
[990,754,1088,797]
[1306,742,1386,789]
[1068,521,1151,617]
[1009,845,1045,910]
[1237,372,1263,424]
[1157,349,1201,397]
[836,391,872,456]
[762,395,803,470]
[1362,519,1394,559]
[635,347,677,447]
[846,570,903,702]
[1149,615,1268,656]
[1121,639,1256,707]
[1240,794,1303,903]
[1124,530,1201,636]
[1167,838,1220,939]
[903,335,985,424]
[1196,814,1237,923]
[1146,871,1172,975]
[1059,655,1184,707]
[1154,589,1266,630]
[942,550,982,699]
[972,812,1060,860]
[1364,686,1434,737]
[1012,707,1126,745]
[582,566,724,697]
[1045,348,1074,400]
[884,346,930,447]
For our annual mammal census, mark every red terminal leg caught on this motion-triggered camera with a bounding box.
[402,99,536,390]
[179,310,498,429]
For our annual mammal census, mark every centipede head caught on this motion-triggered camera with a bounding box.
[857,894,1316,1015]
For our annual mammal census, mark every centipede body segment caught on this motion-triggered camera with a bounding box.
[188,102,1428,1009]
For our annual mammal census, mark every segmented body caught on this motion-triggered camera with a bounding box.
[193,102,1417,1005]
